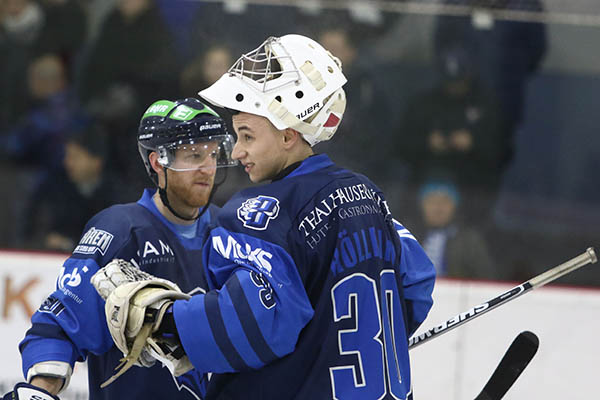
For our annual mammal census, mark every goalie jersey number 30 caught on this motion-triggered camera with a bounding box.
[330,270,409,399]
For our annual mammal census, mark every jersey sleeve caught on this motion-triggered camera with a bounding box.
[19,206,136,378]
[393,219,436,336]
[172,226,314,374]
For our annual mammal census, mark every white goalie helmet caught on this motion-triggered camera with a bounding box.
[198,34,347,146]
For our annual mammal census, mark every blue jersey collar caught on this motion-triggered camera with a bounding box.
[285,154,334,180]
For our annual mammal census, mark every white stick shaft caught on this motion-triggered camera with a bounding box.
[409,247,597,349]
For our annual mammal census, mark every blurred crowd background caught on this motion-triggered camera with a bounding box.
[0,0,598,285]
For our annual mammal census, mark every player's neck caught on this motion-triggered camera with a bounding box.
[152,192,198,225]
[283,144,313,170]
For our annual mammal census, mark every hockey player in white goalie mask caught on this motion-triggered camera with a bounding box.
[91,34,436,400]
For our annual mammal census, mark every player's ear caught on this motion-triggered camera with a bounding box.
[281,128,301,149]
[148,152,164,174]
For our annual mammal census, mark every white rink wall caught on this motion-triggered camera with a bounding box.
[0,250,598,399]
[410,278,600,399]
[0,251,88,399]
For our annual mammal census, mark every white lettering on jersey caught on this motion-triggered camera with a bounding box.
[58,266,89,289]
[159,240,174,256]
[298,183,380,236]
[212,235,273,276]
[74,227,114,255]
[140,240,175,258]
[143,241,160,257]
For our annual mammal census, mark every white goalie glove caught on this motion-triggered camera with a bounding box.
[91,259,194,387]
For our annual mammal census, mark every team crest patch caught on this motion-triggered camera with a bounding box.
[39,296,65,316]
[237,195,280,230]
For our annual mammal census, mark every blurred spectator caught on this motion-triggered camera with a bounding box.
[1,0,44,44]
[79,0,179,107]
[414,177,496,279]
[154,0,202,61]
[191,2,304,52]
[79,0,181,194]
[0,0,46,128]
[35,0,87,72]
[316,26,391,179]
[85,83,148,196]
[22,123,129,251]
[300,0,401,47]
[1,53,82,171]
[434,0,547,163]
[319,27,357,73]
[396,44,507,219]
[179,44,233,96]
[189,1,399,52]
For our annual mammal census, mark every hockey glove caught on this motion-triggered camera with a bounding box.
[2,382,60,400]
[91,259,193,387]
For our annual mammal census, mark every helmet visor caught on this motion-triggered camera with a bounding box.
[159,134,237,172]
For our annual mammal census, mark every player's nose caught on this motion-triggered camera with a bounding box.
[231,141,245,161]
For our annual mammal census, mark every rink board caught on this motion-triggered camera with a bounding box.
[1,250,598,399]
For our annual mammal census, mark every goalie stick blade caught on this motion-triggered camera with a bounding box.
[474,331,539,400]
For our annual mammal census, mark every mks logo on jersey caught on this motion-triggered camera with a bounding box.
[74,227,114,255]
[212,234,273,276]
[237,195,280,230]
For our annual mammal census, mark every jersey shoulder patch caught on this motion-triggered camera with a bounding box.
[236,195,280,231]
[71,203,142,258]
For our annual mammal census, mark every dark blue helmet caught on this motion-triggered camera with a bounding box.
[137,98,237,183]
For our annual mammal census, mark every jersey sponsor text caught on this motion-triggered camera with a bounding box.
[74,227,114,255]
[212,234,273,276]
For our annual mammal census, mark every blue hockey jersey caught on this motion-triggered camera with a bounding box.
[172,154,436,399]
[19,189,214,400]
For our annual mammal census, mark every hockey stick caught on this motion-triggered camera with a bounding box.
[409,247,597,349]
[474,331,539,400]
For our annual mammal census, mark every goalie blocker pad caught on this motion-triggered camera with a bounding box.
[2,382,60,400]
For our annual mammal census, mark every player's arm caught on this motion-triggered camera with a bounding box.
[172,227,314,374]
[18,258,109,392]
[19,211,135,392]
[5,350,73,398]
[91,232,313,380]
[393,219,436,336]
[29,376,63,396]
